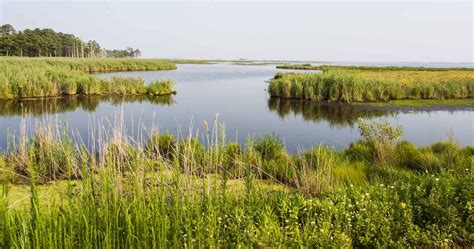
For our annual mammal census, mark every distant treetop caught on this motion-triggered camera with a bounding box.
[0,24,141,58]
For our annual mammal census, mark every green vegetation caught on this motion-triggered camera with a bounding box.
[0,24,141,58]
[0,57,177,72]
[233,61,285,66]
[0,119,472,247]
[0,57,177,99]
[269,66,474,102]
[146,80,176,95]
[168,59,214,64]
[276,63,320,70]
[317,65,474,72]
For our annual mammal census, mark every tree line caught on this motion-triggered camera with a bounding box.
[0,24,141,58]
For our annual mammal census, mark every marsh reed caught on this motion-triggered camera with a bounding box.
[269,66,474,102]
[0,113,472,247]
[0,57,177,99]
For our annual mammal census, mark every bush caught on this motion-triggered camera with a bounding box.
[357,118,403,164]
[178,138,207,175]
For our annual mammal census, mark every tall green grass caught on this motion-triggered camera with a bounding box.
[269,67,474,102]
[277,65,474,72]
[0,57,177,72]
[318,65,474,72]
[0,57,177,99]
[276,63,320,70]
[0,117,472,247]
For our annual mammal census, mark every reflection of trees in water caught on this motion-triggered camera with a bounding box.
[267,98,393,127]
[0,95,175,116]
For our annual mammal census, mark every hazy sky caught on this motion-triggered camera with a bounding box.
[1,0,472,62]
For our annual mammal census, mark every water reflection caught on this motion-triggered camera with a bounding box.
[0,95,175,116]
[0,64,472,151]
[267,98,393,127]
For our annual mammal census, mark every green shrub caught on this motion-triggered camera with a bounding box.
[0,57,176,99]
[357,118,403,164]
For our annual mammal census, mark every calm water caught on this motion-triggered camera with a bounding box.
[0,63,473,152]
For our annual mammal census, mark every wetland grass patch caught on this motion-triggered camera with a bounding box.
[269,66,474,103]
[0,57,177,99]
[0,117,472,247]
[276,63,320,70]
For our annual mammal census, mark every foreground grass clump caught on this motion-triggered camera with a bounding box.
[276,63,320,70]
[0,119,472,247]
[269,66,474,102]
[146,80,176,95]
[0,57,177,99]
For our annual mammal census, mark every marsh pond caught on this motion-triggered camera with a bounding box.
[0,63,472,152]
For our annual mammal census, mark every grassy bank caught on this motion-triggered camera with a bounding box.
[167,59,214,64]
[317,65,474,72]
[276,63,320,70]
[269,66,474,102]
[0,118,472,247]
[0,57,177,99]
[0,57,177,72]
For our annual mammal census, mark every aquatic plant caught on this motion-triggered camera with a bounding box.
[269,66,474,102]
[146,80,176,95]
[0,57,177,99]
[146,133,177,160]
[276,63,320,70]
[0,118,472,247]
